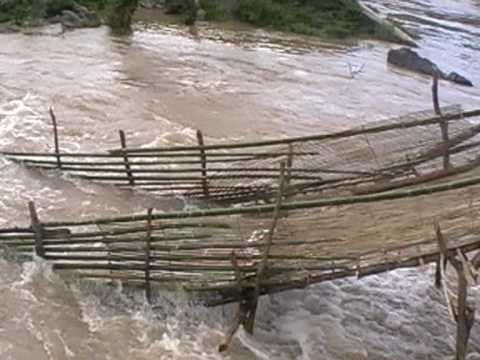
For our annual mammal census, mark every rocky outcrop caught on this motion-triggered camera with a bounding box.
[59,3,101,29]
[387,47,473,87]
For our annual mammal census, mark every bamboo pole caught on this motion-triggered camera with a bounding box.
[42,172,480,228]
[41,238,329,252]
[119,130,135,185]
[433,76,451,169]
[14,165,353,175]
[3,151,304,159]
[196,130,210,199]
[219,251,247,353]
[244,161,286,334]
[208,236,480,306]
[285,144,294,199]
[109,109,480,154]
[435,224,475,360]
[145,208,152,303]
[455,263,474,360]
[49,107,62,169]
[28,202,45,258]
[353,155,480,195]
[440,119,450,170]
[432,76,442,117]
[68,173,321,182]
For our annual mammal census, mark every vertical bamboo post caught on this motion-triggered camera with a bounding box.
[197,130,210,199]
[435,223,475,360]
[455,263,474,360]
[244,161,286,334]
[432,76,450,169]
[434,258,442,288]
[145,208,153,304]
[219,251,247,353]
[432,75,442,116]
[285,144,294,199]
[28,201,45,258]
[49,107,62,169]
[440,120,450,170]
[119,130,135,186]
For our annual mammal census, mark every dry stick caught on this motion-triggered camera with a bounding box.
[196,130,210,199]
[244,161,287,334]
[28,202,45,258]
[435,224,475,360]
[145,208,153,303]
[119,130,135,186]
[49,107,61,169]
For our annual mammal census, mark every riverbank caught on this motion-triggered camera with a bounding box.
[0,0,408,43]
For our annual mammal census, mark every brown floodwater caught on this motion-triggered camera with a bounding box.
[0,0,480,359]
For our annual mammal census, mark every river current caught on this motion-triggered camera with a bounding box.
[1,1,480,359]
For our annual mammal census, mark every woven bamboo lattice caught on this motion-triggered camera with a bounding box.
[3,169,480,306]
[2,105,480,204]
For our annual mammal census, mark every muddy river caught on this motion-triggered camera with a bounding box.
[0,0,480,359]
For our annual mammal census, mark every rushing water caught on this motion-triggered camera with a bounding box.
[0,1,480,359]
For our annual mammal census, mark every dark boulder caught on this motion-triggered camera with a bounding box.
[387,48,443,77]
[387,47,473,87]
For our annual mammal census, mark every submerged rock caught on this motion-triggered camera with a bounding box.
[387,47,473,87]
[445,71,473,87]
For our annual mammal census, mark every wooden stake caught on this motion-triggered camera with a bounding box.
[28,201,45,258]
[432,75,442,116]
[49,107,61,169]
[145,208,153,303]
[432,76,450,169]
[440,119,450,170]
[244,161,287,334]
[219,252,247,352]
[285,144,294,199]
[196,130,209,199]
[435,258,442,288]
[119,130,135,186]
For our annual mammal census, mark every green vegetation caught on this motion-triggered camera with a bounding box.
[0,0,90,25]
[106,0,138,30]
[0,0,131,29]
[0,0,397,41]
[165,0,378,38]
